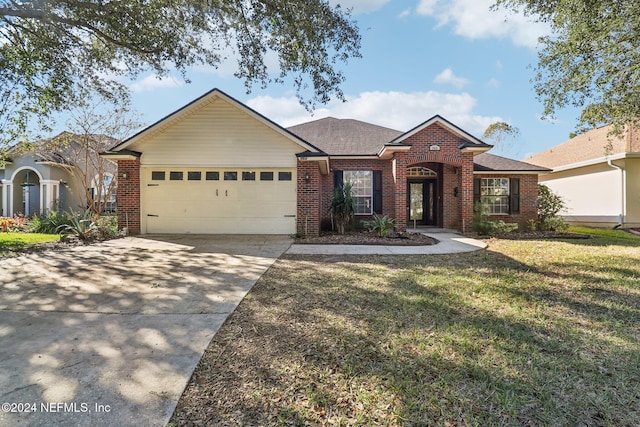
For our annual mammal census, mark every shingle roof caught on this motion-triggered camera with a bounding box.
[287,117,403,155]
[474,153,550,172]
[524,124,628,168]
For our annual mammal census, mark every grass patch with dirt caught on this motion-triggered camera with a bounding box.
[172,229,640,426]
[0,232,59,255]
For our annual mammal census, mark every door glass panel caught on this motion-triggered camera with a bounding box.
[410,183,423,221]
[428,182,435,222]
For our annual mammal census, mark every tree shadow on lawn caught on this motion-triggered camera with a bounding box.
[172,247,640,426]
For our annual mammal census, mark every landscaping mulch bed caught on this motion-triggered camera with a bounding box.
[295,231,437,246]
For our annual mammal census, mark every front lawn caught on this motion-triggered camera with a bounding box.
[172,229,640,426]
[0,232,59,254]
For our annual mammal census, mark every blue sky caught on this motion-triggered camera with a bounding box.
[123,0,581,160]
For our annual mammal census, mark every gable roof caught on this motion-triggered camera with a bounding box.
[524,124,629,168]
[474,153,550,173]
[287,117,403,156]
[389,115,492,151]
[108,88,322,154]
[7,132,117,166]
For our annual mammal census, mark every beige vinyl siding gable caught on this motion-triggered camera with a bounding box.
[129,97,302,167]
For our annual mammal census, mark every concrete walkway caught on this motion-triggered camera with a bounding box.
[0,235,291,427]
[286,228,487,255]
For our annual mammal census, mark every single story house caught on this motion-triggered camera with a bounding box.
[102,88,548,236]
[1,133,116,217]
[525,124,640,228]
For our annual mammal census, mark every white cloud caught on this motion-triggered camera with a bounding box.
[246,90,502,137]
[130,75,183,93]
[397,8,412,19]
[434,68,470,89]
[416,0,550,49]
[329,0,391,14]
[486,78,500,88]
[416,0,439,15]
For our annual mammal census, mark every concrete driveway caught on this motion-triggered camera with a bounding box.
[0,235,291,427]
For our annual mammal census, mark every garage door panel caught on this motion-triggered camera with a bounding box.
[143,168,296,234]
[146,216,295,234]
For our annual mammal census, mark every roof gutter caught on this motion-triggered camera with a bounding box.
[606,157,625,228]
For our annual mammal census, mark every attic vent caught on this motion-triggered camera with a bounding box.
[407,167,437,177]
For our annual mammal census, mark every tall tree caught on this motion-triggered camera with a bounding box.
[483,121,521,155]
[494,0,640,134]
[25,99,141,217]
[0,0,361,146]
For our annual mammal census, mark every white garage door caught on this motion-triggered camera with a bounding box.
[142,168,297,234]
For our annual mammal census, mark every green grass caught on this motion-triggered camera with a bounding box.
[172,229,640,426]
[569,225,640,242]
[0,232,59,253]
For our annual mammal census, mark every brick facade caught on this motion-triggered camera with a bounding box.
[475,173,539,229]
[393,123,476,232]
[296,160,321,237]
[296,122,542,236]
[115,159,141,235]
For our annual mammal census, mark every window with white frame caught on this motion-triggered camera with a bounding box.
[481,178,509,214]
[343,170,372,215]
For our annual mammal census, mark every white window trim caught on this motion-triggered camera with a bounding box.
[343,170,373,215]
[480,177,510,215]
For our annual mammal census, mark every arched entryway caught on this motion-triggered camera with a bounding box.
[2,168,61,217]
[11,168,42,216]
[406,165,439,227]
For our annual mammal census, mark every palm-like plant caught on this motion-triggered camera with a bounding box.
[56,209,98,241]
[329,181,355,235]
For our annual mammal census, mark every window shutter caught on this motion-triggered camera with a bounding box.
[473,178,481,206]
[510,178,520,214]
[334,170,343,189]
[373,171,382,214]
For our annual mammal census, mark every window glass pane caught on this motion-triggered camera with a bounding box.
[278,171,292,181]
[480,178,509,214]
[260,171,274,181]
[151,171,165,180]
[224,171,237,181]
[242,171,256,181]
[206,171,219,181]
[170,171,183,181]
[188,171,201,181]
[344,170,373,214]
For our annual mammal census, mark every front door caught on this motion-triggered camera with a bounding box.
[407,179,437,226]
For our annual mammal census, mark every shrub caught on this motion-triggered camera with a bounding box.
[30,211,74,234]
[94,215,119,240]
[7,213,30,232]
[364,215,396,238]
[56,210,119,242]
[329,181,355,235]
[0,217,17,232]
[539,216,569,233]
[472,202,518,236]
[537,184,568,232]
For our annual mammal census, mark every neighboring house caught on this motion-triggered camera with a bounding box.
[102,88,548,236]
[0,133,117,217]
[525,125,640,228]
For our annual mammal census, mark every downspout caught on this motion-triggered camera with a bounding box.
[607,157,625,228]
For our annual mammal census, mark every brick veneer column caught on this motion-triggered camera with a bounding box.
[460,153,474,233]
[116,159,141,235]
[297,160,320,237]
[394,159,407,231]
